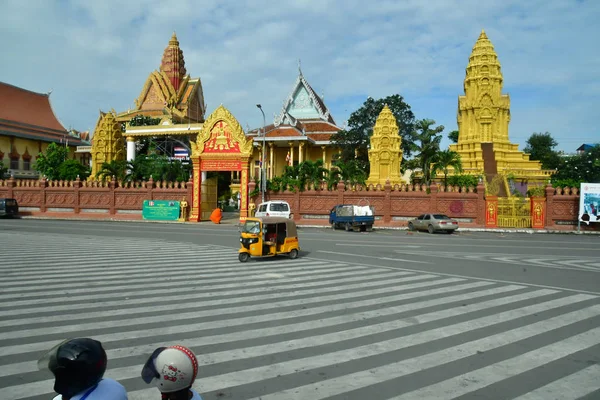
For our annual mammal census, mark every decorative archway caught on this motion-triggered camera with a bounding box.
[189,105,253,222]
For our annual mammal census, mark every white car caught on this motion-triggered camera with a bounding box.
[254,201,292,219]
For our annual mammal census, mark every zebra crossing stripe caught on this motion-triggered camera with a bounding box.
[1,260,364,291]
[0,273,445,339]
[0,263,393,301]
[390,326,600,399]
[0,278,485,357]
[5,289,591,399]
[511,364,600,400]
[1,256,326,281]
[0,270,436,318]
[247,303,600,400]
[0,284,533,378]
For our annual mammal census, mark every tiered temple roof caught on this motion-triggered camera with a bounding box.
[0,81,88,145]
[116,32,205,125]
[249,66,341,146]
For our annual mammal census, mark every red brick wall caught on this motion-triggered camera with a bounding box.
[249,180,486,228]
[0,176,192,218]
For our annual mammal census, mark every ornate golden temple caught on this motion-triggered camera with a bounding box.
[116,32,205,125]
[366,105,405,186]
[89,111,125,179]
[448,30,554,195]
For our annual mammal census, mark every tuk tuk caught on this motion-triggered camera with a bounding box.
[238,217,300,262]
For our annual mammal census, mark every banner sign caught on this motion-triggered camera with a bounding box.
[143,200,180,221]
[201,160,242,171]
[579,183,600,224]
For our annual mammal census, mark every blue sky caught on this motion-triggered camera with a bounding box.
[1,0,598,152]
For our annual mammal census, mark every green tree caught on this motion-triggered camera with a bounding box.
[412,119,444,185]
[298,159,328,190]
[58,160,91,180]
[431,149,463,189]
[523,132,560,170]
[327,159,367,187]
[34,143,70,180]
[448,130,459,144]
[0,164,8,180]
[552,144,600,186]
[330,95,416,174]
[95,160,128,182]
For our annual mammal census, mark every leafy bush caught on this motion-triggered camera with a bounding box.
[446,174,479,188]
[0,164,8,180]
[527,186,546,197]
[551,178,581,189]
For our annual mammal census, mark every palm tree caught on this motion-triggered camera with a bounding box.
[431,150,463,189]
[298,160,329,190]
[412,119,444,185]
[95,160,127,182]
[124,156,151,183]
[328,159,367,187]
[280,164,302,191]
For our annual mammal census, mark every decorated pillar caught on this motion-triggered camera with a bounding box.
[530,197,546,229]
[299,142,304,163]
[126,136,136,162]
[289,142,295,166]
[189,157,202,222]
[321,145,326,166]
[485,196,498,228]
[269,143,274,179]
[240,159,249,223]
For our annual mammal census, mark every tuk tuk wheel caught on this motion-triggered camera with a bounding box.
[289,249,299,259]
[239,252,250,263]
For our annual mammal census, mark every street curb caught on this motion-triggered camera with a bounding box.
[13,216,599,234]
[296,225,598,235]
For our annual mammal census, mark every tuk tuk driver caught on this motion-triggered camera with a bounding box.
[263,223,277,254]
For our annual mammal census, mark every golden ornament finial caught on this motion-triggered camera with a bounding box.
[169,31,179,46]
[478,29,488,40]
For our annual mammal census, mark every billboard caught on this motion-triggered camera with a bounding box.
[579,183,600,224]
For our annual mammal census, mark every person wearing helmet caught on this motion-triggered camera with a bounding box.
[38,337,128,400]
[141,345,202,400]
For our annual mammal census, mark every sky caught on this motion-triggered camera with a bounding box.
[1,0,598,153]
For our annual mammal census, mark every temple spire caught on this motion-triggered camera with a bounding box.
[169,31,179,45]
[160,32,187,92]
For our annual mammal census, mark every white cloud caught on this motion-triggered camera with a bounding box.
[0,0,598,151]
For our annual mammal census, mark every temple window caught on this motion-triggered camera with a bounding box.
[10,157,19,170]
[23,158,30,171]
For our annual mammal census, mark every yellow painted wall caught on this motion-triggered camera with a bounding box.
[249,143,339,179]
[0,135,86,171]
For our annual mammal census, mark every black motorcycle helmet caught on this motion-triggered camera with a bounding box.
[38,338,107,397]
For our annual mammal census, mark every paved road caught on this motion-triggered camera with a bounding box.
[1,219,599,399]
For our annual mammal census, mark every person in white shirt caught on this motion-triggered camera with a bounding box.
[141,345,203,400]
[38,337,128,400]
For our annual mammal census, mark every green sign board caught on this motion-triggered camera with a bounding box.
[142,200,180,221]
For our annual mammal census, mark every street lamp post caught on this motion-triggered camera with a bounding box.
[256,104,266,203]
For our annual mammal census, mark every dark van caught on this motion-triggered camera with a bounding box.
[0,198,19,217]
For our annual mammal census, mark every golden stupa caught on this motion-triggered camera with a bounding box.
[448,30,553,194]
[89,111,125,179]
[366,105,405,186]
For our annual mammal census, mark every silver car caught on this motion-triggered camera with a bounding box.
[408,213,458,234]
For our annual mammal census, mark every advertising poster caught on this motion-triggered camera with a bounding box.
[579,183,600,224]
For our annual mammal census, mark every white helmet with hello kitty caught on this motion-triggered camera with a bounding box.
[141,345,199,393]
